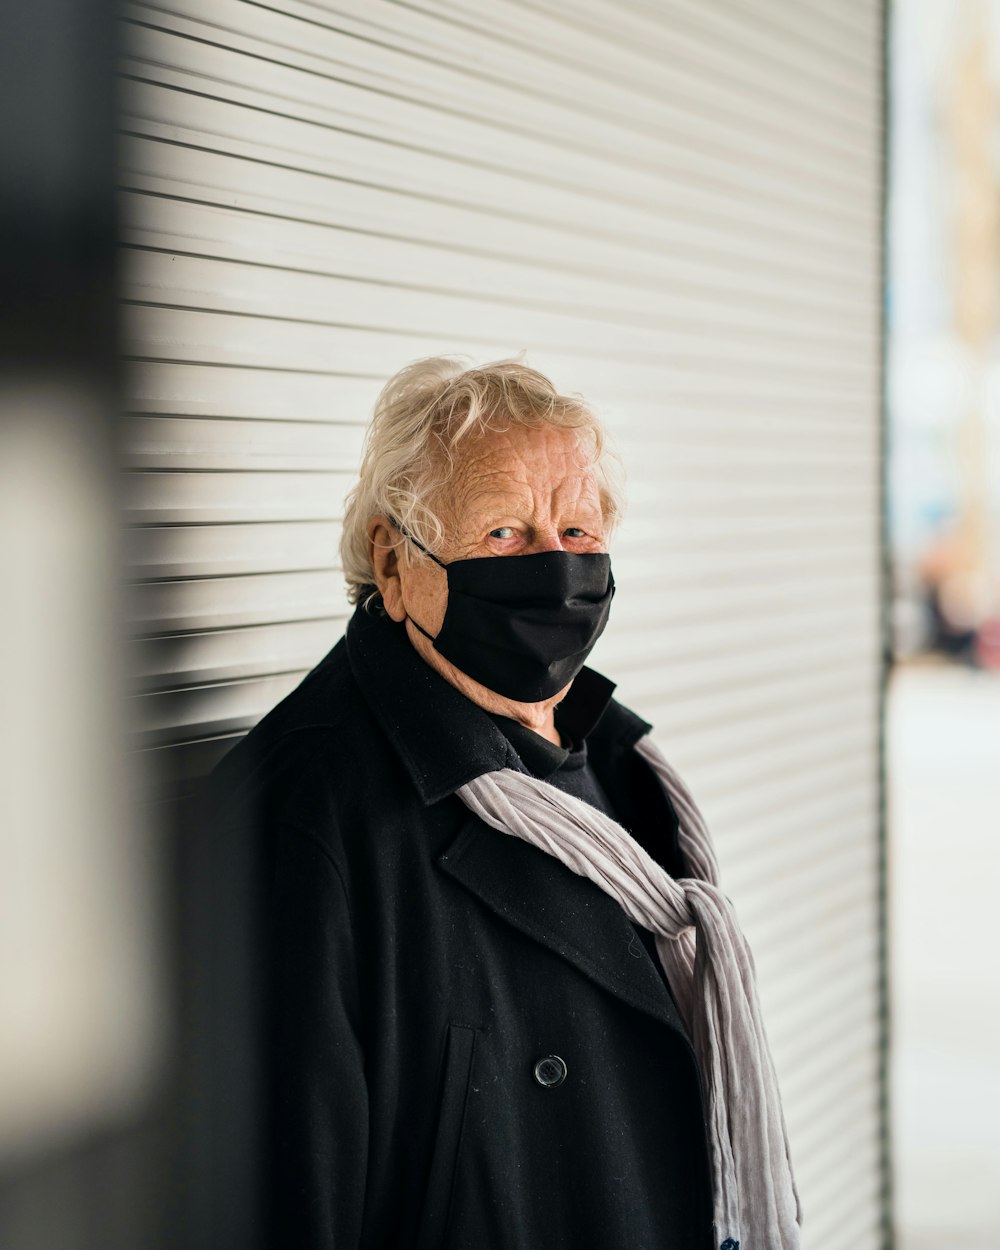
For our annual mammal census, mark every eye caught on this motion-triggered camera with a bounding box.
[489,526,515,539]
[564,527,586,538]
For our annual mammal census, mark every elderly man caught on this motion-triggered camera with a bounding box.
[201,357,800,1250]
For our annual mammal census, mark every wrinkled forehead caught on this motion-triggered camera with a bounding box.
[433,424,603,524]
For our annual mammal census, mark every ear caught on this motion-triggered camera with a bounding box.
[367,515,407,621]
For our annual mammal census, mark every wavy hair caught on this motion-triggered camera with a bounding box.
[339,354,627,609]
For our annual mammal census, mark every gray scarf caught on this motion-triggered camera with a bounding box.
[455,732,803,1250]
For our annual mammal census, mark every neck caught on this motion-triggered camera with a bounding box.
[403,619,567,746]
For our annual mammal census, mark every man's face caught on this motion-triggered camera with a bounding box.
[403,421,605,625]
[368,422,607,711]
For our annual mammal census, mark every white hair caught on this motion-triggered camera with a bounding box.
[339,354,627,609]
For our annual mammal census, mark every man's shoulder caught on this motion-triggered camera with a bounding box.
[217,630,354,746]
[202,629,398,839]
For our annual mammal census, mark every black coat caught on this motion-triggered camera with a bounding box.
[199,596,715,1250]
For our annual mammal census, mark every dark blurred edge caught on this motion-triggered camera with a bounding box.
[0,2,137,1248]
[0,1,118,384]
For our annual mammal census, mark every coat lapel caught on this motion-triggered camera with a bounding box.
[438,811,692,1040]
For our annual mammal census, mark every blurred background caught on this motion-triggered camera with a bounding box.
[0,1,996,1247]
[887,3,1000,1249]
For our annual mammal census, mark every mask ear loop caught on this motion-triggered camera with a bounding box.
[386,516,446,643]
[387,515,448,569]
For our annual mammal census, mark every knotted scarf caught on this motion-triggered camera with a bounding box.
[455,731,803,1250]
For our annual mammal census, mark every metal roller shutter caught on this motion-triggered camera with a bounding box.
[120,2,887,1246]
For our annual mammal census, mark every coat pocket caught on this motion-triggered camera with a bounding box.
[414,1022,477,1250]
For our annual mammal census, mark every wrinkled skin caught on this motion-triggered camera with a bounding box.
[368,424,608,745]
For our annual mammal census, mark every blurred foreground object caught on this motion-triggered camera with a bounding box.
[0,397,162,1161]
[0,2,164,1248]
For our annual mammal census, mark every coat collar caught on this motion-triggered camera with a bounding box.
[344,591,648,805]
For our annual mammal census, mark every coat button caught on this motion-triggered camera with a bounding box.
[532,1055,567,1088]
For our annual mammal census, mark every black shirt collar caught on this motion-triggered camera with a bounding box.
[344,589,628,805]
[485,664,614,780]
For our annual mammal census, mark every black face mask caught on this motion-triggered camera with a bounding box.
[389,517,616,703]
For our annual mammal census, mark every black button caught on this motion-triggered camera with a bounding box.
[532,1055,567,1088]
